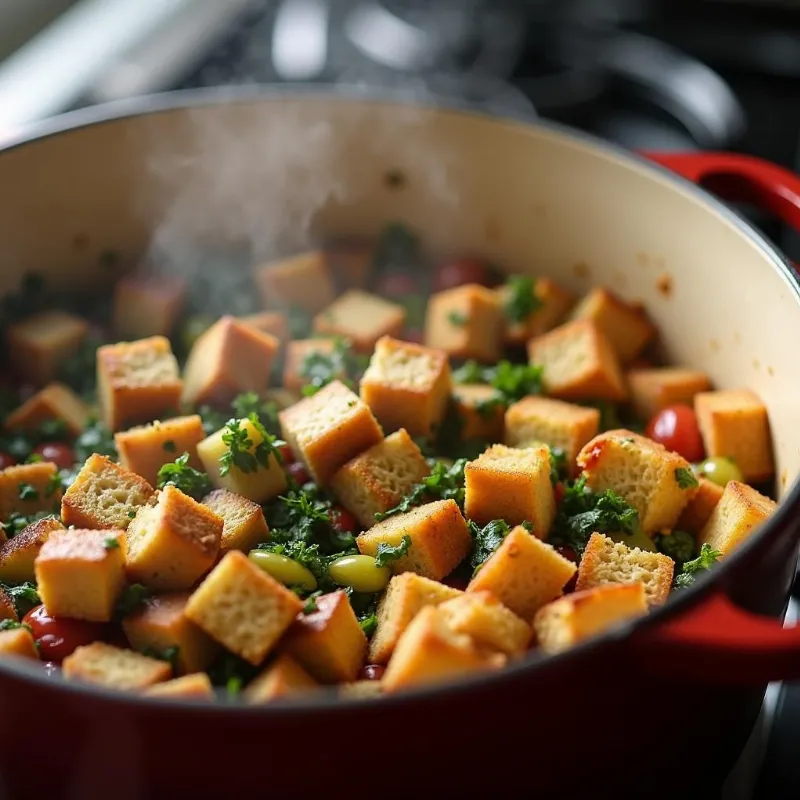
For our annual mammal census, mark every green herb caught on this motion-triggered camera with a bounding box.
[453,360,543,404]
[299,338,366,397]
[197,405,228,436]
[127,510,136,519]
[503,275,542,324]
[256,541,340,593]
[654,530,696,566]
[17,483,38,501]
[374,535,412,567]
[0,619,30,632]
[34,418,70,443]
[162,440,177,453]
[104,536,120,550]
[58,334,104,396]
[468,519,512,575]
[0,582,41,618]
[375,458,467,521]
[675,467,699,490]
[113,583,152,621]
[227,676,243,697]
[44,472,63,498]
[141,645,180,671]
[359,614,378,637]
[207,651,259,697]
[231,391,280,435]
[673,543,722,589]
[219,414,285,477]
[74,417,117,463]
[303,590,323,614]
[474,393,506,420]
[447,310,468,326]
[548,446,568,485]
[344,588,380,635]
[156,453,212,500]
[0,511,53,539]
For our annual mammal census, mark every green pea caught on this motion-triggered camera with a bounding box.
[248,550,317,591]
[328,554,391,594]
[180,314,215,352]
[696,456,743,488]
[606,529,658,552]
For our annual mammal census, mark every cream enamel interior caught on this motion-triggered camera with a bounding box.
[0,94,798,500]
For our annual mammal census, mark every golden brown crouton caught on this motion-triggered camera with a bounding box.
[464,444,556,536]
[577,429,698,534]
[5,382,89,436]
[201,489,269,553]
[97,336,182,431]
[676,477,724,535]
[0,516,64,583]
[699,480,777,557]
[314,290,406,353]
[239,311,289,346]
[627,368,711,421]
[126,485,222,591]
[330,429,430,528]
[0,461,62,522]
[694,389,774,483]
[576,532,674,607]
[527,319,628,402]
[0,587,16,621]
[244,653,319,703]
[534,582,648,654]
[282,338,343,393]
[425,283,505,363]
[61,453,154,530]
[499,277,574,345]
[467,525,576,620]
[185,550,303,666]
[143,672,215,700]
[112,274,186,339]
[63,642,171,689]
[279,380,383,486]
[0,627,39,660]
[254,251,336,314]
[357,499,471,581]
[324,240,373,290]
[115,415,206,485]
[360,336,451,438]
[451,385,505,442]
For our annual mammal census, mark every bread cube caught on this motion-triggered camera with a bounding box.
[112,274,186,339]
[35,529,126,622]
[0,461,62,521]
[5,382,89,436]
[126,485,222,591]
[425,283,505,363]
[360,336,451,437]
[279,380,383,486]
[534,582,648,654]
[569,288,655,364]
[676,477,724,535]
[201,489,269,553]
[116,414,206,485]
[314,290,406,353]
[528,319,627,402]
[0,587,16,621]
[452,384,505,441]
[357,499,471,581]
[339,680,383,700]
[254,251,336,314]
[143,672,215,700]
[499,277,574,345]
[265,387,301,410]
[324,240,373,290]
[282,590,367,683]
[283,338,342,393]
[185,550,303,665]
[504,396,599,476]
[61,453,154,530]
[0,515,63,583]
[197,417,287,504]
[244,653,318,703]
[699,480,777,557]
[97,336,182,431]
[577,429,698,534]
[382,606,506,693]
[330,429,430,528]
[0,627,39,660]
[7,310,88,385]
[369,572,463,664]
[439,591,531,657]
[467,526,576,620]
[694,389,774,482]
[576,532,674,607]
[627,368,711,421]
[239,311,289,346]
[464,444,556,536]
[63,642,172,689]
[122,592,219,674]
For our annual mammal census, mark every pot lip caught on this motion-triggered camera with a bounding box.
[1,82,799,713]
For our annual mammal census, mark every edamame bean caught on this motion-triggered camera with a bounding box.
[695,456,743,487]
[328,554,391,593]
[248,550,317,591]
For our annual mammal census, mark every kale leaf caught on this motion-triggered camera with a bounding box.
[374,535,412,567]
[156,453,212,500]
[673,543,722,589]
[375,458,467,521]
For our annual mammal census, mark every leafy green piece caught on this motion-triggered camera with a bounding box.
[503,275,542,324]
[231,392,281,435]
[255,540,340,593]
[197,405,229,436]
[673,543,722,589]
[113,583,152,621]
[447,310,468,326]
[73,417,117,463]
[375,535,412,567]
[156,453,212,500]
[58,334,105,397]
[0,511,53,539]
[0,619,30,632]
[548,446,567,485]
[44,472,63,498]
[654,530,696,565]
[299,338,367,396]
[468,519,512,575]
[675,467,699,490]
[141,645,180,672]
[103,536,120,550]
[375,458,467,521]
[303,590,323,615]
[474,393,506,420]
[0,582,41,618]
[207,650,259,697]
[452,360,543,405]
[219,414,285,477]
[359,614,378,637]
[344,587,380,635]
[17,483,38,501]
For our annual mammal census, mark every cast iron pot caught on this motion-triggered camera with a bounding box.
[1,87,800,800]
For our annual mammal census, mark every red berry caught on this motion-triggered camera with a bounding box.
[329,505,358,535]
[33,442,75,470]
[645,404,705,462]
[286,460,310,486]
[374,272,420,297]
[433,257,493,291]
[277,443,296,464]
[0,451,16,470]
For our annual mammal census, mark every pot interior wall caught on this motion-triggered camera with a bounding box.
[0,94,798,496]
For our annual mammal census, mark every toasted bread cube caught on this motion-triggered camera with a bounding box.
[0,587,16,621]
[499,277,574,345]
[239,311,289,346]
[122,592,219,674]
[467,526,576,620]
[569,288,655,364]
[35,529,126,622]
[314,290,406,353]
[282,591,367,683]
[115,414,206,485]
[369,573,463,664]
[143,672,215,700]
[382,606,505,693]
[0,627,39,659]
[504,396,599,476]
[676,477,724,535]
[125,485,222,591]
[61,454,154,530]
[534,582,648,654]
[357,499,471,581]
[279,380,383,486]
[283,338,342,393]
[330,429,430,528]
[0,515,63,583]
[627,368,711,420]
[528,319,627,402]
[112,274,186,339]
[439,591,531,657]
[5,382,89,436]
[464,444,556,536]
[63,642,171,689]
[254,251,336,314]
[97,336,182,431]
[577,429,698,534]
[325,240,373,290]
[7,310,88,385]
[185,550,303,665]
[425,284,504,363]
[265,387,301,410]
[360,336,451,437]
[0,461,62,521]
[340,680,383,700]
[201,489,269,553]
[197,417,287,504]
[452,384,505,441]
[244,653,318,703]
[694,389,774,482]
[699,480,777,557]
[576,532,674,607]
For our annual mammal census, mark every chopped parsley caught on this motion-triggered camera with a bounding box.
[0,619,30,632]
[503,275,542,324]
[231,391,281,435]
[474,392,506,420]
[453,360,543,405]
[673,543,722,589]
[156,453,212,500]
[73,417,117,463]
[675,467,699,490]
[162,440,176,453]
[113,583,152,621]
[17,483,38,501]
[207,651,259,698]
[0,582,41,618]
[359,614,378,637]
[303,590,323,614]
[447,310,468,326]
[103,536,120,550]
[375,458,467,521]
[44,472,63,498]
[374,535,412,567]
[141,645,180,671]
[219,414,285,477]
[345,588,380,636]
[0,511,53,538]
[299,338,366,396]
[654,530,696,566]
[468,519,513,575]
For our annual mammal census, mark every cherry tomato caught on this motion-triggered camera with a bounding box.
[644,404,705,462]
[374,272,420,297]
[433,257,493,291]
[286,460,310,486]
[23,605,104,662]
[33,441,75,470]
[277,443,296,464]
[329,505,358,535]
[0,451,16,470]
[359,664,386,681]
[554,482,566,505]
